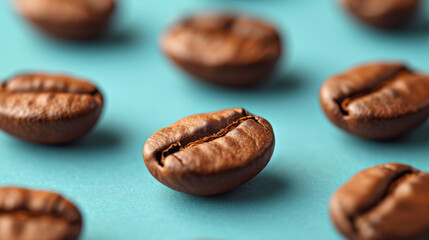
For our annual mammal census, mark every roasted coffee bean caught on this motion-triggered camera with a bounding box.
[330,163,429,240]
[143,108,275,196]
[340,0,421,28]
[14,0,115,40]
[0,73,103,144]
[0,186,82,240]
[320,62,429,140]
[161,13,282,88]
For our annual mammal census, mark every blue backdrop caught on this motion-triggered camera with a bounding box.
[1,0,428,239]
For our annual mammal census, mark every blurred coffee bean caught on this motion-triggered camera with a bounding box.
[14,0,115,40]
[161,13,282,88]
[0,73,103,144]
[0,186,82,240]
[340,0,421,28]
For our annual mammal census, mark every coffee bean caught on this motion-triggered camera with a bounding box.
[0,73,103,144]
[14,0,115,40]
[143,108,275,196]
[161,13,282,88]
[320,62,429,140]
[0,186,82,240]
[339,0,421,28]
[330,163,429,240]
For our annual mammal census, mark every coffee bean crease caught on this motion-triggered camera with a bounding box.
[330,163,429,240]
[158,116,266,166]
[336,67,409,116]
[0,73,103,144]
[320,62,429,139]
[348,167,417,233]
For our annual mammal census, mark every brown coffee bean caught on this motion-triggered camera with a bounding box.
[340,0,421,28]
[143,108,275,196]
[161,13,282,88]
[330,163,429,240]
[0,186,82,240]
[14,0,115,40]
[0,73,103,144]
[320,62,429,140]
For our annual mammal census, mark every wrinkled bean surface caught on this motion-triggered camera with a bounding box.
[330,163,429,240]
[143,108,275,195]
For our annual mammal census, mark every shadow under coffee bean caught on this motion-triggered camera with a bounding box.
[0,186,82,240]
[143,108,275,196]
[0,73,104,144]
[320,62,429,140]
[330,163,429,240]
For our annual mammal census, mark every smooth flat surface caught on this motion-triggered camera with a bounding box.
[1,1,429,239]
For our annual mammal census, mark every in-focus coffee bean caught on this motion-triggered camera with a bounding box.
[320,62,429,140]
[0,73,103,144]
[14,0,115,40]
[0,186,82,240]
[161,13,282,88]
[330,163,429,240]
[143,108,275,196]
[339,0,421,28]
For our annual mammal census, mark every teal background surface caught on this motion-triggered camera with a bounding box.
[1,1,429,239]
